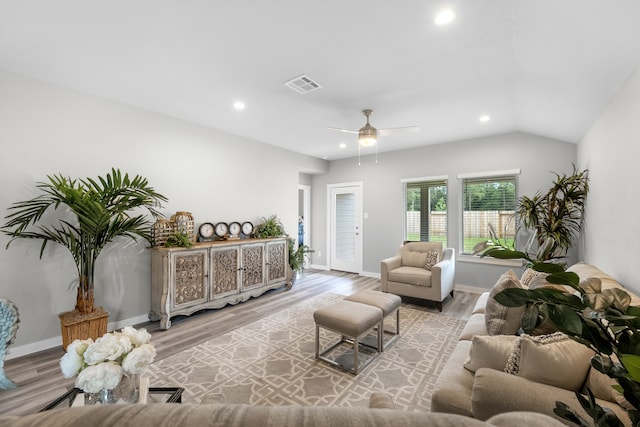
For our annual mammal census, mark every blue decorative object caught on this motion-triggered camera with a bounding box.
[0,298,19,389]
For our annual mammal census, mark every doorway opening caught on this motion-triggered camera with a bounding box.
[298,185,311,266]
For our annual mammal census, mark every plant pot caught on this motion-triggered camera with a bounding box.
[58,307,109,350]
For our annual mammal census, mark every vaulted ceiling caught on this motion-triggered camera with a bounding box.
[2,1,639,160]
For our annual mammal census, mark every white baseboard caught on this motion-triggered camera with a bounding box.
[454,284,489,294]
[359,271,380,279]
[309,263,329,271]
[6,314,150,360]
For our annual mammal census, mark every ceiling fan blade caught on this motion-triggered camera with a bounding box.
[326,127,359,134]
[378,126,420,136]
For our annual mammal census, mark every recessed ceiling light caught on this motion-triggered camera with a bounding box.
[435,9,455,26]
[479,115,491,123]
[233,101,245,110]
[339,143,347,149]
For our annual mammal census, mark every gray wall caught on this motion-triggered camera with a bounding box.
[310,132,577,288]
[578,65,640,296]
[0,70,327,355]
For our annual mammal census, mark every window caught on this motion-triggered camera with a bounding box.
[459,170,519,254]
[402,177,447,245]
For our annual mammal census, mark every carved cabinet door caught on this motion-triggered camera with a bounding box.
[210,246,240,299]
[169,249,208,310]
[240,243,265,291]
[266,239,288,285]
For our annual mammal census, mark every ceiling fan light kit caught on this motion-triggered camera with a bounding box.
[328,108,419,164]
[358,129,377,147]
[358,109,377,146]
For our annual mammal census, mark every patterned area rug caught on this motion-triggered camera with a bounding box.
[145,293,466,411]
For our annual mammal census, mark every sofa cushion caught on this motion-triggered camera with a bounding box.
[583,366,634,410]
[388,266,432,287]
[424,251,440,270]
[486,412,565,427]
[464,335,519,373]
[471,368,631,425]
[472,292,490,315]
[505,333,594,391]
[0,401,500,427]
[431,340,475,417]
[459,313,488,341]
[485,270,526,335]
[567,262,640,306]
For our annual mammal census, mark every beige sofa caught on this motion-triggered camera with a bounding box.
[431,263,637,425]
[0,394,564,427]
[381,241,455,311]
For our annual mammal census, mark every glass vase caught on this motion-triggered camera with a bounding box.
[115,373,140,403]
[84,388,117,405]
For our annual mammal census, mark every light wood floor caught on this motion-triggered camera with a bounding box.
[0,269,479,416]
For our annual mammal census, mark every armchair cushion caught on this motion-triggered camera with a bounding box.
[402,251,428,268]
[399,241,443,261]
[388,266,432,287]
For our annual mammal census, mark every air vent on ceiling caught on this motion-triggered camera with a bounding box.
[284,74,322,94]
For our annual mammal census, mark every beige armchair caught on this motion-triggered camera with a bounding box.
[380,242,455,311]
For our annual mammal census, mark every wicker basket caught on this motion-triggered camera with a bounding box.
[58,307,109,350]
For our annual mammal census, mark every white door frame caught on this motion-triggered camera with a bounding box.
[326,182,363,274]
[298,184,311,250]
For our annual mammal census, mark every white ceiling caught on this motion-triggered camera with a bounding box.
[2,1,640,160]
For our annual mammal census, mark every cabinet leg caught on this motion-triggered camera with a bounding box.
[160,316,171,330]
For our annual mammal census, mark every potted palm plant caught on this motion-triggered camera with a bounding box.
[474,165,589,263]
[2,168,167,348]
[516,165,589,262]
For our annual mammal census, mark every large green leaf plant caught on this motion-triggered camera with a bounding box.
[2,168,167,314]
[484,247,640,427]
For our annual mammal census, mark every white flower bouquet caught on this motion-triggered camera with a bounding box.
[59,326,156,394]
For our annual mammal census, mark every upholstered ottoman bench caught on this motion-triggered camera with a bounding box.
[313,300,382,375]
[344,289,401,351]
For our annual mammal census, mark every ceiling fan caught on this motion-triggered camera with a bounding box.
[328,109,420,147]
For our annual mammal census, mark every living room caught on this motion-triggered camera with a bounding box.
[1,1,640,425]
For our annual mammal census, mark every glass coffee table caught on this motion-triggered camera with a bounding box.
[40,386,184,411]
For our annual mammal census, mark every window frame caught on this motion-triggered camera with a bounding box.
[457,169,522,265]
[400,175,448,245]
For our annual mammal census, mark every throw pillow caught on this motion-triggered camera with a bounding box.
[520,268,548,288]
[464,335,519,373]
[524,271,574,336]
[505,332,594,391]
[401,251,428,268]
[485,270,526,335]
[424,251,440,270]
